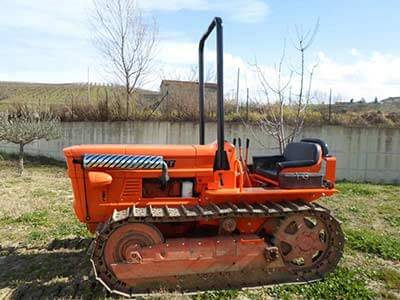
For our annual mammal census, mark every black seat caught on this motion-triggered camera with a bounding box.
[256,167,279,179]
[253,142,321,180]
[300,138,329,156]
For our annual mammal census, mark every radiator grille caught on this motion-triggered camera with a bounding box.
[121,178,141,200]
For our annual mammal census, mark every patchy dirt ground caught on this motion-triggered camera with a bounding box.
[0,157,399,299]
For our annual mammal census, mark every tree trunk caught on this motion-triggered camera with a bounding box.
[126,79,130,120]
[126,92,129,120]
[18,143,24,176]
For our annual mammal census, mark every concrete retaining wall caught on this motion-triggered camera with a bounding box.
[1,121,399,184]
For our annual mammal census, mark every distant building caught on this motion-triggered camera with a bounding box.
[381,97,400,103]
[159,80,217,116]
[135,88,159,105]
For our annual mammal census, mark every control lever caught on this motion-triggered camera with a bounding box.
[242,138,251,187]
[238,138,243,162]
[160,162,169,190]
[245,138,250,165]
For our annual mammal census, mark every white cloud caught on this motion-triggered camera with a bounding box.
[139,0,269,23]
[350,48,360,56]
[139,0,208,11]
[314,51,400,100]
[209,0,269,24]
[151,39,260,99]
[2,0,90,37]
[154,44,400,103]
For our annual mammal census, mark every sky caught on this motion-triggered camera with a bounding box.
[1,0,400,101]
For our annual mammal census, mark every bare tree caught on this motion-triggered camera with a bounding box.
[160,63,216,82]
[186,63,216,82]
[91,0,158,118]
[0,105,61,175]
[250,22,319,154]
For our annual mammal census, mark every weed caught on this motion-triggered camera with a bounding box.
[180,256,376,299]
[193,290,239,300]
[346,228,400,260]
[31,188,57,198]
[245,267,375,300]
[52,222,89,239]
[2,210,49,227]
[370,267,400,289]
[337,182,379,196]
[349,205,360,213]
[384,215,400,227]
[29,230,47,242]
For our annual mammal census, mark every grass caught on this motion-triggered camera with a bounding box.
[264,267,375,299]
[346,229,400,260]
[0,81,125,106]
[372,268,400,290]
[196,267,376,300]
[0,158,399,299]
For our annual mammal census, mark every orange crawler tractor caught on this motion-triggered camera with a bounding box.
[64,17,344,297]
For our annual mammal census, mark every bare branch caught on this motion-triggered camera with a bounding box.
[91,0,158,116]
[246,22,319,153]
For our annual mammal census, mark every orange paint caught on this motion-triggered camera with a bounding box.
[64,141,336,233]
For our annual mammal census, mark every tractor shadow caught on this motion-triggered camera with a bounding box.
[0,237,110,299]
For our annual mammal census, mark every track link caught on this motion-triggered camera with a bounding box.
[91,200,344,297]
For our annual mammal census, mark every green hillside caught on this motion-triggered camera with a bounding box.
[0,81,158,107]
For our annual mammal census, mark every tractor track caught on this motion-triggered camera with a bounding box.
[90,200,345,298]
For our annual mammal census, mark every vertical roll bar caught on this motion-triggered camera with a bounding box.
[199,17,229,170]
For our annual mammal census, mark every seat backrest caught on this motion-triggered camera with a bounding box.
[301,138,329,156]
[283,142,319,163]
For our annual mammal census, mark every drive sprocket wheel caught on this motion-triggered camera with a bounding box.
[103,223,163,268]
[274,211,344,279]
[91,223,164,296]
